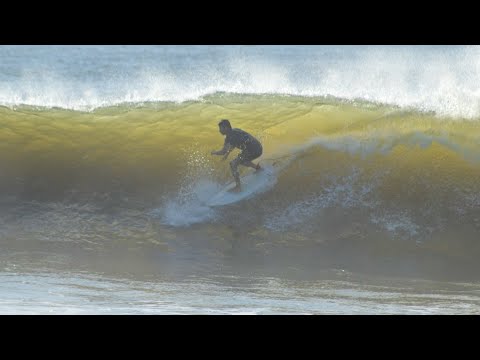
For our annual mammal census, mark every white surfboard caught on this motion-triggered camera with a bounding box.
[207,166,276,207]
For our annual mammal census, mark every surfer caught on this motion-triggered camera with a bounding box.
[211,119,263,192]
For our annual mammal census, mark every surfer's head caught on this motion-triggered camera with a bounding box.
[218,119,232,135]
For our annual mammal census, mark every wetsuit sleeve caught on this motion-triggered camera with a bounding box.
[217,137,233,155]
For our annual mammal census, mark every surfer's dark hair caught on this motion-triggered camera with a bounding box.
[218,119,232,129]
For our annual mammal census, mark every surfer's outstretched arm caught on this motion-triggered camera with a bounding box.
[211,143,233,159]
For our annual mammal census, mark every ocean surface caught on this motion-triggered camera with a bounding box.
[1,45,480,314]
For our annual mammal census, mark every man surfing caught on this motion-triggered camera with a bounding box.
[211,119,263,193]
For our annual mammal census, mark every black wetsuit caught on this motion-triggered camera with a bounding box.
[225,128,263,163]
[225,128,263,180]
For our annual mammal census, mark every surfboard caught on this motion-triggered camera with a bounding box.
[206,166,276,207]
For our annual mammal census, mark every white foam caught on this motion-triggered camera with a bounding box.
[1,46,480,118]
[265,168,379,231]
[156,179,220,227]
[370,211,420,239]
[297,132,480,165]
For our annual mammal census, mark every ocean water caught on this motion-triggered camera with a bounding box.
[1,45,480,314]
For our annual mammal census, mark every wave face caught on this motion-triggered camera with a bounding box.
[2,46,480,281]
[1,93,480,280]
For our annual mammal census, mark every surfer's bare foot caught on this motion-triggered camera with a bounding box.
[229,185,242,193]
[255,164,262,172]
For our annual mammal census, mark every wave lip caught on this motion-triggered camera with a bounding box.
[1,46,480,118]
